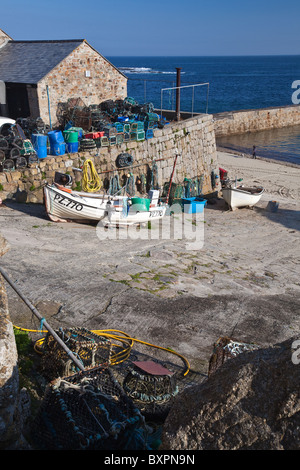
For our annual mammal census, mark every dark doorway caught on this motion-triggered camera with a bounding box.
[6,82,30,119]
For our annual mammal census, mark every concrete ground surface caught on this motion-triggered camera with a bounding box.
[0,151,299,380]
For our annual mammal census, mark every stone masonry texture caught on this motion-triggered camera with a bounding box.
[214,104,300,137]
[37,41,127,126]
[0,113,219,204]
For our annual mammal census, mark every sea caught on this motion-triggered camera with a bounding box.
[108,55,300,165]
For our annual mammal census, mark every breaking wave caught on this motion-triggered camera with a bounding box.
[118,66,181,75]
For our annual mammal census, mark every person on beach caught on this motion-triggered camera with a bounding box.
[252,146,256,159]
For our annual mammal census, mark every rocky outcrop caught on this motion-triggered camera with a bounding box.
[161,337,300,450]
[0,233,31,449]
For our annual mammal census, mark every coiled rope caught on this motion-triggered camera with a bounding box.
[82,159,102,192]
[13,325,190,376]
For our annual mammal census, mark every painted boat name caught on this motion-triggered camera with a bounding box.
[54,193,83,211]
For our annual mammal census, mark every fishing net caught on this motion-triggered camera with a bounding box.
[208,336,260,376]
[39,327,112,381]
[31,366,149,450]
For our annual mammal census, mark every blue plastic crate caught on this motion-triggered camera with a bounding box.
[181,197,207,213]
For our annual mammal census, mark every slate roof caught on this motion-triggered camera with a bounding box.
[0,39,126,84]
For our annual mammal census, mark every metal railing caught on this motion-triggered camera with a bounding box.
[160,83,210,119]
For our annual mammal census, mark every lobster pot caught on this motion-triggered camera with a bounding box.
[130,130,145,141]
[208,336,259,377]
[31,367,148,450]
[104,126,117,137]
[15,156,27,169]
[39,327,112,381]
[27,153,38,165]
[112,122,124,133]
[2,158,14,171]
[0,149,5,164]
[20,139,35,156]
[123,361,179,420]
[146,129,154,139]
[123,132,130,143]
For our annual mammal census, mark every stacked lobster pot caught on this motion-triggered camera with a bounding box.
[0,122,38,172]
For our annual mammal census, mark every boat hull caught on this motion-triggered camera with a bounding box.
[44,184,108,222]
[106,205,167,226]
[222,186,264,210]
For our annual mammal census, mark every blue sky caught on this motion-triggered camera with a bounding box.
[1,0,300,56]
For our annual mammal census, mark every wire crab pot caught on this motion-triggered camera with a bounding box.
[122,361,179,421]
[39,327,112,381]
[208,336,260,376]
[31,366,149,450]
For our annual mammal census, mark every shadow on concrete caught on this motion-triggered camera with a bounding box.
[255,205,300,232]
[3,200,49,221]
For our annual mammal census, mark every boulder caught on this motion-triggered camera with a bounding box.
[161,337,300,450]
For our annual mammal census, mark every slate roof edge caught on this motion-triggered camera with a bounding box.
[7,38,128,82]
[9,39,85,43]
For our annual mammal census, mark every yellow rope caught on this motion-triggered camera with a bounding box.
[82,159,102,192]
[13,325,190,376]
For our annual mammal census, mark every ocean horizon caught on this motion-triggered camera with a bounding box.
[109,55,300,165]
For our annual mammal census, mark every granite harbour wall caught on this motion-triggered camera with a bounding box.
[0,113,219,204]
[214,104,300,137]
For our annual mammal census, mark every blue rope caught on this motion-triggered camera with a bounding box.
[39,317,45,334]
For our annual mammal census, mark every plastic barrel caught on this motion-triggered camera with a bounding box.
[69,127,83,140]
[63,130,78,143]
[31,133,48,159]
[50,142,66,156]
[48,130,64,145]
[66,141,79,153]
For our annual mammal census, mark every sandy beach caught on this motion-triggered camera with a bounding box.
[217,150,300,201]
[0,150,299,374]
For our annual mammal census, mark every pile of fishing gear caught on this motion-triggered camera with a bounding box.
[0,121,38,171]
[38,327,112,381]
[32,366,149,450]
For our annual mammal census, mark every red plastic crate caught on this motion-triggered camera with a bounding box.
[84,132,105,139]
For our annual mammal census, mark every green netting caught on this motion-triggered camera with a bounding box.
[31,366,149,450]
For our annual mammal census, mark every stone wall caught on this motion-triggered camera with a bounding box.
[0,113,219,204]
[214,104,300,137]
[37,41,127,126]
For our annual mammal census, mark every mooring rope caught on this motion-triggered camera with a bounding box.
[82,159,102,192]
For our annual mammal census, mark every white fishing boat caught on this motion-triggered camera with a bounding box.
[44,183,113,222]
[105,191,167,226]
[44,184,167,225]
[222,185,264,211]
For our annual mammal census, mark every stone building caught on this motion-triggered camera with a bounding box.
[0,28,127,125]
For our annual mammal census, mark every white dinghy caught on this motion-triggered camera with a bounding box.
[222,185,264,211]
